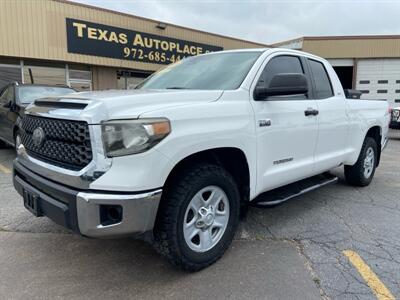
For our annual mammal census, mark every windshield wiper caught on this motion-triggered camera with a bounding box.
[165,87,188,89]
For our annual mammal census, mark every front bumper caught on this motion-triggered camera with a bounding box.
[13,160,162,238]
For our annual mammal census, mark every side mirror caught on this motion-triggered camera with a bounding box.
[344,89,362,99]
[254,73,308,100]
[4,101,17,111]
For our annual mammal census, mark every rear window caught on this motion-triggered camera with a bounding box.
[308,59,334,99]
[17,86,75,104]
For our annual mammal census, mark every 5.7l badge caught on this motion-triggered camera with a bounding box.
[258,119,272,127]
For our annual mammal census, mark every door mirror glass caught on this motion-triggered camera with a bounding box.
[254,73,308,100]
[344,89,362,99]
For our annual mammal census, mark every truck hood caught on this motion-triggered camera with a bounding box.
[27,89,224,123]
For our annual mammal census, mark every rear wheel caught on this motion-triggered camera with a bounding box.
[345,137,377,186]
[154,164,241,271]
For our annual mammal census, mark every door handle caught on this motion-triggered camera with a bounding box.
[304,108,319,116]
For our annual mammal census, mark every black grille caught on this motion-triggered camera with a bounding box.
[20,115,92,170]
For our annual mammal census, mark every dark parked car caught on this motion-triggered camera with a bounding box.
[0,83,75,149]
[389,106,400,129]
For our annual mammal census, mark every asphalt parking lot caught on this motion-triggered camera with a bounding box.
[0,130,399,300]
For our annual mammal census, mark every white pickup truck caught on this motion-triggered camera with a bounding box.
[13,48,389,271]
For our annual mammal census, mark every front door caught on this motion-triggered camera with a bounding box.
[251,54,319,193]
[0,85,15,143]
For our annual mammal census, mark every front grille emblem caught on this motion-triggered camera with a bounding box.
[32,127,46,147]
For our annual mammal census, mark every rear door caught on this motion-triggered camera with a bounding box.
[251,54,319,192]
[307,59,349,173]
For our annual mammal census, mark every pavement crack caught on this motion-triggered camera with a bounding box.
[293,239,330,299]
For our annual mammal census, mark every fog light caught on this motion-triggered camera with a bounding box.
[100,205,123,226]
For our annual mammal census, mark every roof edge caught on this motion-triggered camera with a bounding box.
[304,35,400,40]
[61,0,269,47]
[273,34,400,45]
[272,37,304,46]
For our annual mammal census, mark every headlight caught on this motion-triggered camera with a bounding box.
[101,118,171,157]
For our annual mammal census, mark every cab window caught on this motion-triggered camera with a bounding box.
[308,59,334,99]
[257,55,307,100]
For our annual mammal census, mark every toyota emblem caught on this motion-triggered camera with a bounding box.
[32,127,45,147]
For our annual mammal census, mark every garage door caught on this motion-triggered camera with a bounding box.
[356,59,400,107]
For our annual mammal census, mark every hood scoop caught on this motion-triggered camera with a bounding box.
[34,98,89,110]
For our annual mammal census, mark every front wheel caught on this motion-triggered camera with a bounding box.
[153,164,241,271]
[345,137,377,186]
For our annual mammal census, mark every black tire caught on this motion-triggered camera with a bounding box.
[344,137,377,187]
[153,164,241,272]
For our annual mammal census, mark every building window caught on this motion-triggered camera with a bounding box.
[360,90,369,94]
[395,99,400,103]
[0,57,22,89]
[23,61,66,86]
[396,90,400,93]
[359,80,370,84]
[68,64,92,91]
[0,58,93,90]
[69,81,91,91]
[377,90,387,94]
[396,80,400,84]
[378,80,388,84]
[0,64,22,89]
[68,64,91,81]
[0,57,20,65]
[117,70,150,89]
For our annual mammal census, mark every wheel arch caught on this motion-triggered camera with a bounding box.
[365,126,382,167]
[345,124,383,167]
[162,147,251,205]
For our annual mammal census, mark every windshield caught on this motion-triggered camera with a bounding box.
[137,51,262,90]
[18,86,75,104]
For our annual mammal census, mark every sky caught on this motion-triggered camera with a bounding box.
[71,0,400,45]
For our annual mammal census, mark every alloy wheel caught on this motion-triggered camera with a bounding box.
[183,186,230,253]
[363,147,375,179]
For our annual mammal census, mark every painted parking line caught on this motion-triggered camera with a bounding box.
[343,250,395,300]
[0,163,11,174]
